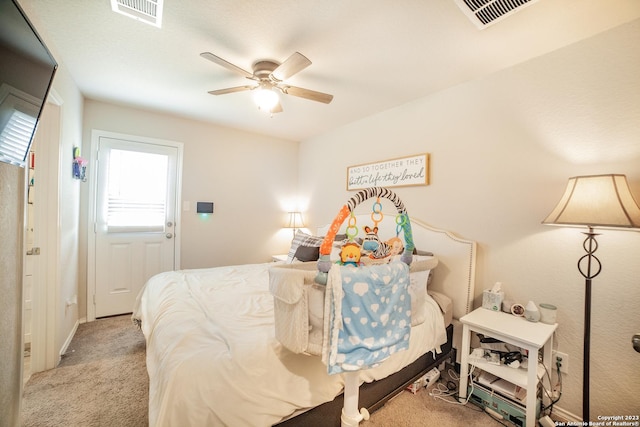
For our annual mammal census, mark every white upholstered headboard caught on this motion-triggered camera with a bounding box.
[317,215,477,322]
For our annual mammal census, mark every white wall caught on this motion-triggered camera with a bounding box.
[50,65,84,356]
[298,19,640,419]
[79,100,299,317]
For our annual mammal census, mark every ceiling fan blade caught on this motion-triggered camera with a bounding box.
[282,85,333,104]
[271,52,311,81]
[200,52,254,79]
[208,85,254,95]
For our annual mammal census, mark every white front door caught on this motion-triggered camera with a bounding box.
[92,132,181,318]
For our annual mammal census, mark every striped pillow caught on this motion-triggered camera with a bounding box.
[286,231,324,263]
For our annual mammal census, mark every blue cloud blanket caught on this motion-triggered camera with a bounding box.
[323,261,411,375]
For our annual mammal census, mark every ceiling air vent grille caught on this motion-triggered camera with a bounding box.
[110,0,164,28]
[454,0,540,29]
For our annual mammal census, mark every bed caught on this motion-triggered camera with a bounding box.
[133,208,476,426]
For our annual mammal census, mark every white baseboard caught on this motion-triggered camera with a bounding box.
[552,406,581,423]
[59,320,80,357]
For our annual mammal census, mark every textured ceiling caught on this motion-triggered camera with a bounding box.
[18,0,640,142]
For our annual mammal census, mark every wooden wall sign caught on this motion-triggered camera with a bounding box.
[346,153,429,190]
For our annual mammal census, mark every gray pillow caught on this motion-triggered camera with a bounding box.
[293,245,320,262]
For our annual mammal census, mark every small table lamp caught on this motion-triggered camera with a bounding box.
[542,174,640,422]
[286,211,305,238]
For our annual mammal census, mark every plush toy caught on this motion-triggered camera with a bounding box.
[338,242,362,266]
[361,225,404,260]
[385,236,404,257]
[362,226,381,254]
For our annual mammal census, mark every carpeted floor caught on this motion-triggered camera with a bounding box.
[22,315,148,427]
[22,315,502,426]
[361,372,500,427]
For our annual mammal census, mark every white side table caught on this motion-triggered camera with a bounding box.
[458,308,558,426]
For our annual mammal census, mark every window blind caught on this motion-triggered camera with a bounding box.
[0,109,36,166]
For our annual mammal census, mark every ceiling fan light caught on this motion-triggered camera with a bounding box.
[253,86,279,111]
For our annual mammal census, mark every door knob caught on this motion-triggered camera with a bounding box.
[633,334,640,353]
[166,233,173,239]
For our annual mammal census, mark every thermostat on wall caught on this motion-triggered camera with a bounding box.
[197,202,214,214]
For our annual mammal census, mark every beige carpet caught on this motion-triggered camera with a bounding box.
[22,315,148,427]
[362,385,499,427]
[22,315,502,426]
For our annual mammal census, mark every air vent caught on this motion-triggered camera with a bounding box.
[454,0,540,29]
[110,0,164,28]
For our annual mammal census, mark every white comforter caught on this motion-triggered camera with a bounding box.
[133,262,446,427]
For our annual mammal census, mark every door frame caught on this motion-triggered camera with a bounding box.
[87,129,183,322]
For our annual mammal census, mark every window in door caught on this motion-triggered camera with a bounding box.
[106,149,168,233]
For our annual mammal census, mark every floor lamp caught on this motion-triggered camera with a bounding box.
[542,174,640,422]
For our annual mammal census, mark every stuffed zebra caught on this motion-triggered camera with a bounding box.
[362,226,405,260]
[362,226,393,259]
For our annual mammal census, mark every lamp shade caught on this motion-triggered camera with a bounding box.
[542,174,640,228]
[253,85,279,111]
[286,212,304,229]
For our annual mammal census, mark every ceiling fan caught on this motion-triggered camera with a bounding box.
[200,51,333,113]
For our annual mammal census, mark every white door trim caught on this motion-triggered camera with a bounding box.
[87,130,183,321]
